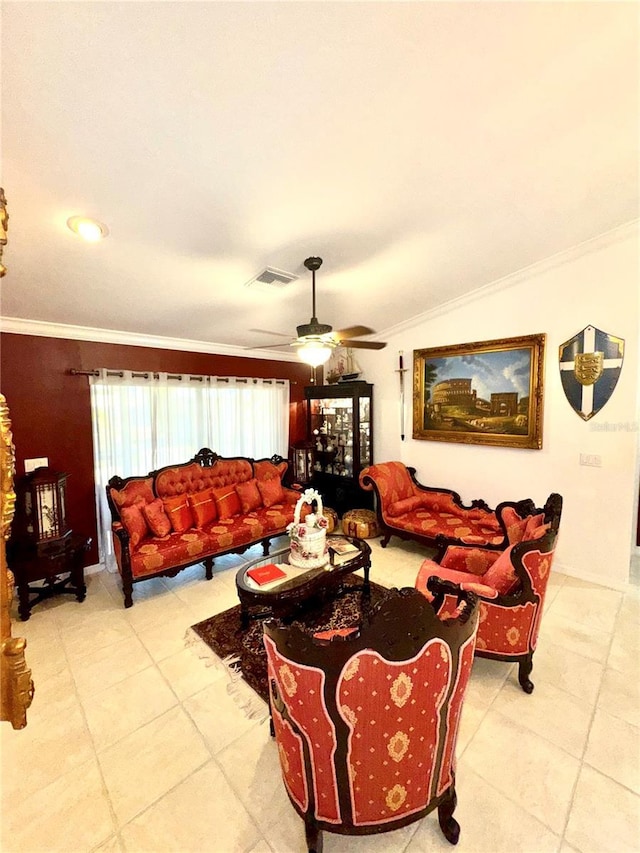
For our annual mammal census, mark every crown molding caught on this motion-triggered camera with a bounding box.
[0,317,299,362]
[1,220,636,357]
[380,219,639,339]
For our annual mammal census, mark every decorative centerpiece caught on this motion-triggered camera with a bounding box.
[287,488,329,569]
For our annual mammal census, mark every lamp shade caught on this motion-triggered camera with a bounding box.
[18,468,71,545]
[297,341,334,367]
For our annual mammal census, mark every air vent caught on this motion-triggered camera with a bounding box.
[244,266,299,289]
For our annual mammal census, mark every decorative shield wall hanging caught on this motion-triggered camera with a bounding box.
[559,326,624,421]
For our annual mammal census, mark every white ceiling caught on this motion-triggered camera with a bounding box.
[1,2,638,357]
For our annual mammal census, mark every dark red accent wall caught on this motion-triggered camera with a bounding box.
[0,332,313,565]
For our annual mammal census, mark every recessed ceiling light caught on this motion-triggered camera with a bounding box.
[66,216,109,242]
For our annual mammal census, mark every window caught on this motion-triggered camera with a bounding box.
[90,370,289,565]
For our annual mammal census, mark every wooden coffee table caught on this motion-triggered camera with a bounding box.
[235,536,371,627]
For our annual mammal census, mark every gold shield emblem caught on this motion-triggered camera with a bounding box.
[574,352,603,386]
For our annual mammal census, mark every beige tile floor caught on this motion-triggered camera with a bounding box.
[1,536,639,853]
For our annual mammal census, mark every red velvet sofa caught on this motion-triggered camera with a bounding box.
[360,461,507,550]
[106,448,305,607]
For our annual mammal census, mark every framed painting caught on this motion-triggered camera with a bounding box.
[413,333,545,449]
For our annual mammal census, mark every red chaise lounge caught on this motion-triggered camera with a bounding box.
[359,461,506,550]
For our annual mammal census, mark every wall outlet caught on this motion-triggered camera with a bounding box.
[579,453,602,467]
[24,456,49,473]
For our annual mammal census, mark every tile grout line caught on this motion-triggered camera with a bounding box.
[555,590,628,851]
[55,581,123,851]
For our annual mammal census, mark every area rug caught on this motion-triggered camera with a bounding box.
[186,577,389,719]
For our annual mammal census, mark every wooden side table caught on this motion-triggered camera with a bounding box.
[8,533,91,621]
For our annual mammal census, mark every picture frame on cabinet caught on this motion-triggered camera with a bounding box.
[413,333,545,449]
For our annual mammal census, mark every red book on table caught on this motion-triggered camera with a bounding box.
[247,563,287,585]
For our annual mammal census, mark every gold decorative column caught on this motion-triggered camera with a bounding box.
[1,394,34,729]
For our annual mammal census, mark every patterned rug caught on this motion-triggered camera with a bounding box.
[187,576,389,713]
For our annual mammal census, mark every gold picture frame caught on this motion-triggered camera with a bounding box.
[413,333,545,449]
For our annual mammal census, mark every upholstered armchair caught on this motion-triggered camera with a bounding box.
[415,493,562,694]
[263,584,479,852]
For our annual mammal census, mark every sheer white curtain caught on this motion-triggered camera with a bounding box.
[90,370,290,566]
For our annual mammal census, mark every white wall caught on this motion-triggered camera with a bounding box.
[357,223,639,589]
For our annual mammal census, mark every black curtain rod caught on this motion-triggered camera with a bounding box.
[68,369,289,384]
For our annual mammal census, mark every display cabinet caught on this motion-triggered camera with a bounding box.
[304,382,374,515]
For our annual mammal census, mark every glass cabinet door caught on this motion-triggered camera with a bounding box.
[303,382,374,515]
[309,396,355,477]
[359,396,371,467]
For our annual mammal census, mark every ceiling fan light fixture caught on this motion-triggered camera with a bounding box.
[296,340,335,367]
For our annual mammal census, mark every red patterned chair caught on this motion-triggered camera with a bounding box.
[359,461,505,551]
[263,584,479,852]
[415,493,562,694]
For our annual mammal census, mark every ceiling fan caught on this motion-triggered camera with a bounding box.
[251,256,387,367]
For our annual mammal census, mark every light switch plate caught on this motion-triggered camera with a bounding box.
[24,456,49,473]
[579,453,602,467]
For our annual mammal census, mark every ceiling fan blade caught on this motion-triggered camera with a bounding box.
[340,339,387,350]
[248,328,291,338]
[243,341,293,350]
[334,325,375,339]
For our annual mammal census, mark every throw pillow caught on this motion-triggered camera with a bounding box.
[211,485,242,519]
[387,495,424,517]
[464,508,501,529]
[258,477,284,508]
[418,491,460,515]
[110,477,154,509]
[120,498,149,549]
[501,506,529,544]
[528,522,551,541]
[523,512,545,540]
[253,459,287,481]
[235,478,262,513]
[188,489,218,528]
[142,498,172,538]
[441,546,499,575]
[482,544,519,595]
[162,494,194,533]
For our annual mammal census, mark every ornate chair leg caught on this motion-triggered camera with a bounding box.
[304,816,323,853]
[518,653,535,694]
[204,557,213,580]
[438,786,460,845]
[380,532,391,548]
[122,578,133,609]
